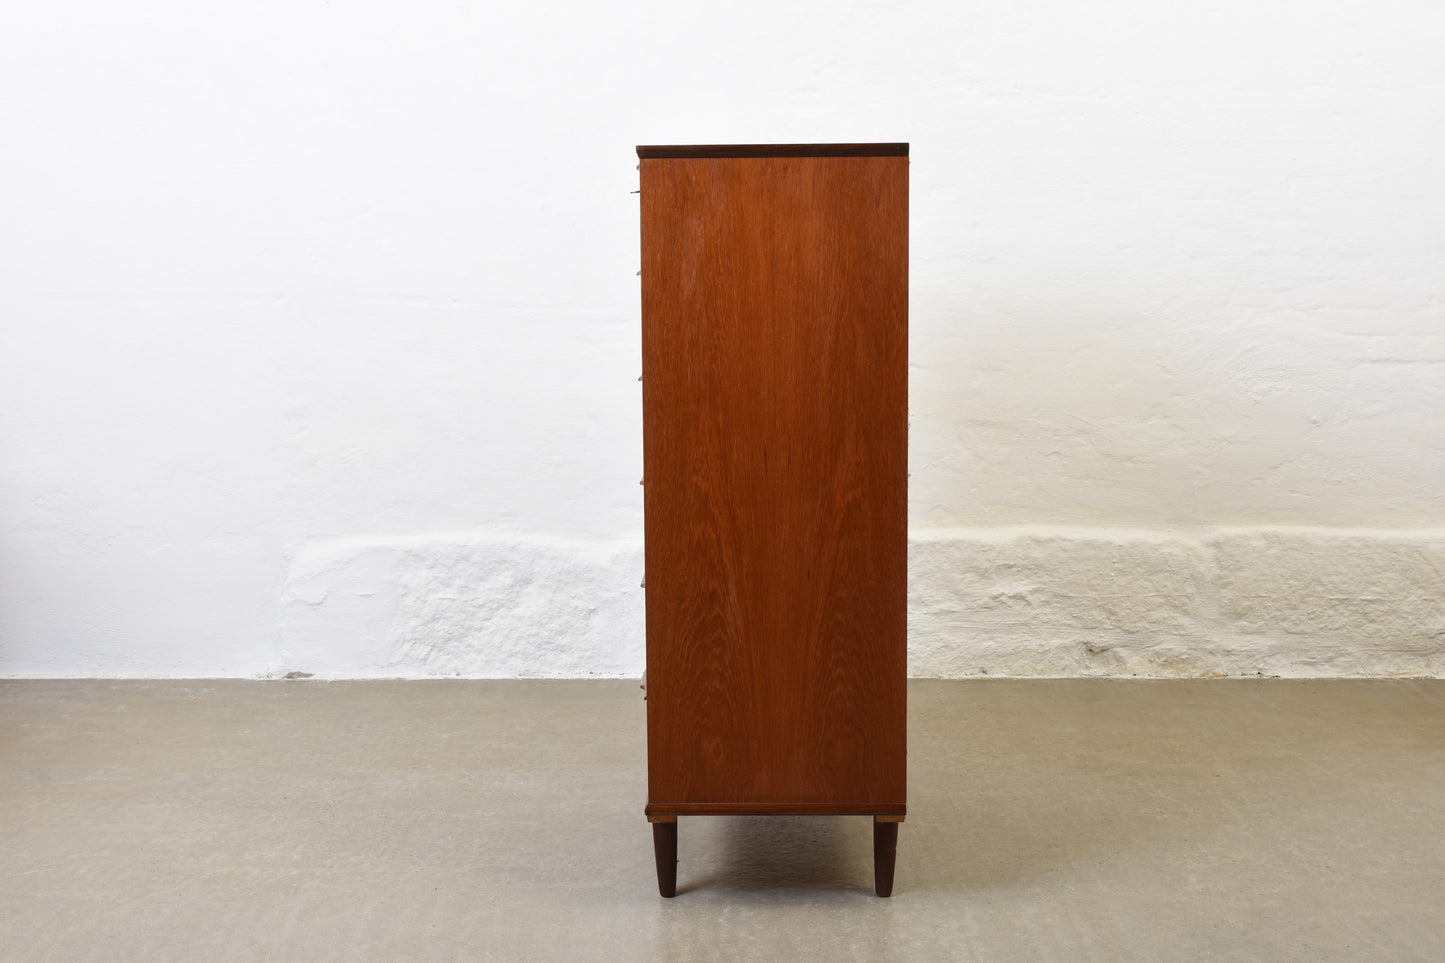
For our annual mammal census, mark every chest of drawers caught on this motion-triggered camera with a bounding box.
[638,143,908,897]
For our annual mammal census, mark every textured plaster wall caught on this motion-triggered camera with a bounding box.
[2,0,1443,677]
[911,528,1445,677]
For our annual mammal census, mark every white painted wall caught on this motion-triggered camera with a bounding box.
[2,0,1442,677]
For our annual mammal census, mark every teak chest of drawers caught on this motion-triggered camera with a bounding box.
[638,143,908,897]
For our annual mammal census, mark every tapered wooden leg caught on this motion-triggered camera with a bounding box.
[873,818,899,897]
[652,821,678,897]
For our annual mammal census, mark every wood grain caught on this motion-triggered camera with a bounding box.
[641,154,908,814]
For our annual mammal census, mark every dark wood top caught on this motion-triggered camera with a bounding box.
[636,143,908,159]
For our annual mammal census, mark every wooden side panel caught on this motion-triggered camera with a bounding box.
[641,155,908,808]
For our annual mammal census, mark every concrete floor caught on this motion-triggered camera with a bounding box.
[1,680,1442,961]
